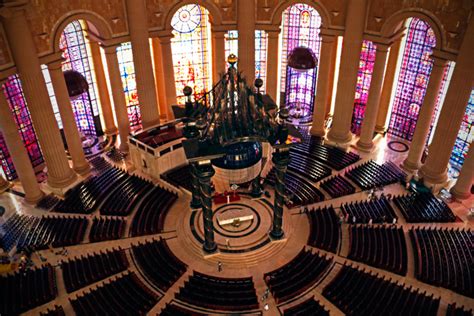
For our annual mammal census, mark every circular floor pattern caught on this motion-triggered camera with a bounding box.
[190,197,275,253]
[387,140,409,152]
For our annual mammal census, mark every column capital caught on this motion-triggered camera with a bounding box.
[320,33,337,44]
[212,29,227,39]
[0,2,28,19]
[101,44,120,54]
[431,53,450,67]
[375,42,390,53]
[46,52,66,70]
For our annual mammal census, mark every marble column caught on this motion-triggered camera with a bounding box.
[270,149,290,240]
[0,90,43,203]
[47,58,91,175]
[125,0,160,127]
[196,162,217,253]
[190,163,202,209]
[1,6,76,189]
[0,174,9,193]
[310,33,336,137]
[103,45,131,152]
[158,33,178,110]
[375,39,402,133]
[450,145,474,200]
[402,56,448,171]
[265,29,280,101]
[89,40,118,135]
[212,30,226,82]
[325,39,339,117]
[237,0,256,83]
[327,0,367,144]
[357,43,390,151]
[419,17,474,185]
[151,38,169,120]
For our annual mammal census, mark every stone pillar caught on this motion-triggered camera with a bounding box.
[270,149,290,240]
[89,40,118,135]
[151,38,169,120]
[1,6,76,189]
[0,90,43,203]
[325,39,339,117]
[103,45,131,152]
[310,33,336,137]
[190,163,202,209]
[125,0,160,127]
[237,0,256,83]
[196,162,217,253]
[0,174,9,193]
[375,39,402,133]
[47,58,91,175]
[158,33,178,109]
[212,30,226,83]
[402,56,448,171]
[327,0,367,144]
[419,17,474,185]
[266,29,280,101]
[450,145,474,200]
[356,43,390,151]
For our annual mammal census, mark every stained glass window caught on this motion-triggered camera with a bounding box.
[450,90,473,170]
[41,64,63,129]
[224,30,268,92]
[117,42,142,128]
[280,3,322,123]
[60,20,99,136]
[388,18,437,141]
[224,30,238,69]
[351,40,376,135]
[0,75,44,180]
[171,4,212,104]
[255,30,268,93]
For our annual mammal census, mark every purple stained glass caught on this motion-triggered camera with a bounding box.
[351,40,376,135]
[0,75,44,180]
[60,20,99,136]
[388,18,446,141]
[280,3,322,122]
[117,42,142,128]
[450,90,473,169]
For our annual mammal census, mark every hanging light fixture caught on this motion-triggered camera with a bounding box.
[287,46,318,72]
[63,70,89,99]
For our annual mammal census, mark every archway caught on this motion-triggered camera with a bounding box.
[170,4,213,104]
[278,3,322,124]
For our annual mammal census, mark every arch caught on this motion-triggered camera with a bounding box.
[270,0,331,29]
[164,0,223,30]
[51,10,113,52]
[381,9,445,50]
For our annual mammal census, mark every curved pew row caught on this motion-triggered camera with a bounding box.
[307,206,341,253]
[264,248,333,303]
[323,265,440,316]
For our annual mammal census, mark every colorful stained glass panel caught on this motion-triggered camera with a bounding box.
[351,40,376,135]
[450,90,473,170]
[171,4,212,104]
[117,42,142,128]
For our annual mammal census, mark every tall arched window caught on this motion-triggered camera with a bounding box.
[387,18,452,142]
[60,20,101,136]
[450,90,473,172]
[224,30,268,92]
[171,4,212,104]
[0,75,43,180]
[351,40,376,135]
[117,42,142,128]
[280,3,322,123]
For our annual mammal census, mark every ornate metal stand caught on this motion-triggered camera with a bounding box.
[196,162,217,253]
[190,163,202,209]
[250,175,263,197]
[270,149,290,239]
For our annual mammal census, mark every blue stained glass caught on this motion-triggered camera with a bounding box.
[450,90,474,170]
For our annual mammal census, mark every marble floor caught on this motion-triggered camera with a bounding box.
[0,133,472,315]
